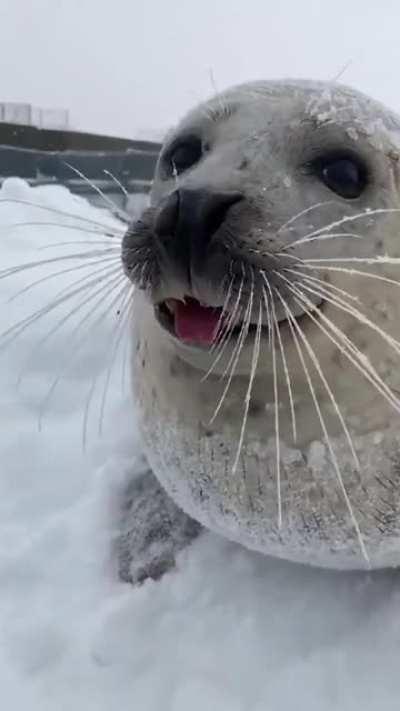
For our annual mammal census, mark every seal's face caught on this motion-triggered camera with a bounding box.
[122,80,400,375]
[122,80,400,570]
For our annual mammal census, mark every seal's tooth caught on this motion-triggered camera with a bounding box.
[164,299,177,314]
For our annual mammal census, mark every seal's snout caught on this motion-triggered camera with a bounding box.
[154,188,243,266]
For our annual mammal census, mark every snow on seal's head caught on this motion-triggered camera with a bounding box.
[122,79,400,571]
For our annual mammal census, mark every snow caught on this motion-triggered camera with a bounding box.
[1,178,400,711]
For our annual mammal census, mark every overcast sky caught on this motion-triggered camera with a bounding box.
[1,0,400,139]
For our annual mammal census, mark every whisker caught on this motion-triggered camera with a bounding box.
[299,263,400,291]
[209,275,242,355]
[103,170,129,198]
[18,268,124,388]
[38,276,129,431]
[63,162,130,224]
[232,286,262,474]
[300,256,400,265]
[37,239,120,251]
[262,279,282,527]
[0,198,125,233]
[0,263,123,347]
[261,271,297,442]
[276,277,359,467]
[210,280,253,424]
[202,276,244,380]
[81,287,133,448]
[277,201,337,233]
[275,287,370,567]
[289,277,400,359]
[0,248,119,282]
[299,207,400,241]
[209,275,234,351]
[0,221,117,239]
[97,287,134,435]
[275,272,400,416]
[8,256,120,302]
[280,231,364,251]
[282,268,361,304]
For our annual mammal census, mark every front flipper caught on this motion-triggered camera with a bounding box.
[116,468,202,585]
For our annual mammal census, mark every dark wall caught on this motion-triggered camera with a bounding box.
[0,122,162,195]
[0,121,161,154]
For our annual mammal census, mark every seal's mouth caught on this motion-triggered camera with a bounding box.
[155,294,324,347]
[155,297,263,346]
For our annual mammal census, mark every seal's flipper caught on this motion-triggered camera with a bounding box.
[116,468,202,585]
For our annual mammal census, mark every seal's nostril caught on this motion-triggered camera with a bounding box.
[154,188,243,248]
[203,191,243,238]
[154,191,180,239]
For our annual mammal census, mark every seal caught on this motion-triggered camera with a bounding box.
[119,79,400,582]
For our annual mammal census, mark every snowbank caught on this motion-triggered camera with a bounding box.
[0,179,399,711]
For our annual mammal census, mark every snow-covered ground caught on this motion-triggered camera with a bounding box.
[1,178,400,711]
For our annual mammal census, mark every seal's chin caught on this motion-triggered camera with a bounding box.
[155,296,266,349]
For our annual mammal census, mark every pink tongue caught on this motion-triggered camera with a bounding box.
[174,299,221,344]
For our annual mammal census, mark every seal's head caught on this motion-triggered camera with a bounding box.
[122,80,400,570]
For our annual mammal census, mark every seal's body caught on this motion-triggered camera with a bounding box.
[121,80,400,578]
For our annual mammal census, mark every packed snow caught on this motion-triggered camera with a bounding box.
[1,178,400,711]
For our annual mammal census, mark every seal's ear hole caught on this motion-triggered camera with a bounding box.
[164,135,203,177]
[314,152,368,199]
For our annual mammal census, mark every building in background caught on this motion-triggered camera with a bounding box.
[0,102,69,130]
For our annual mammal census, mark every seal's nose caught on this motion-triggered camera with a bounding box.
[154,188,243,265]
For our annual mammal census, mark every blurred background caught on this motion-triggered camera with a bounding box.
[1,0,399,209]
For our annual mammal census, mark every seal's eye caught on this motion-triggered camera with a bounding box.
[317,154,367,199]
[166,136,203,176]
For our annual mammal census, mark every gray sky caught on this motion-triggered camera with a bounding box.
[1,0,400,139]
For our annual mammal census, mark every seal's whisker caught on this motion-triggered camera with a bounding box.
[300,256,400,265]
[103,170,129,198]
[260,272,272,349]
[277,278,360,468]
[17,269,125,388]
[280,231,364,251]
[38,240,120,251]
[283,268,361,304]
[0,249,120,282]
[276,273,400,415]
[82,375,99,451]
[38,277,130,432]
[220,289,252,385]
[8,256,120,303]
[291,277,400,359]
[83,290,135,448]
[209,284,253,424]
[261,271,297,442]
[0,221,118,239]
[97,287,134,436]
[232,276,262,475]
[300,207,400,241]
[275,288,370,567]
[277,201,339,234]
[0,263,123,348]
[291,278,359,313]
[262,280,282,527]
[0,198,125,233]
[300,263,400,290]
[120,299,133,394]
[201,276,244,380]
[218,274,251,383]
[202,302,245,381]
[208,275,234,355]
[212,272,243,349]
[63,162,130,224]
